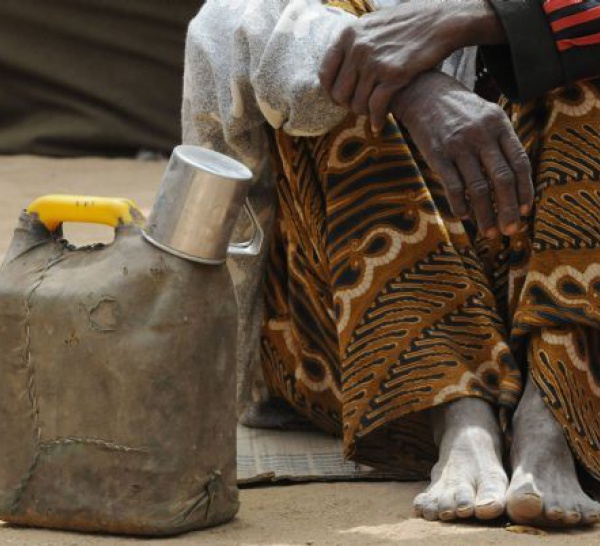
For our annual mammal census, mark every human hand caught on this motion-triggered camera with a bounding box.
[392,72,533,238]
[319,0,505,132]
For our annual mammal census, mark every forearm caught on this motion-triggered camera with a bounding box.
[417,0,507,50]
[459,0,507,46]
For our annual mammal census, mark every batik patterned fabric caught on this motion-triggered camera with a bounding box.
[260,0,600,479]
[508,80,600,479]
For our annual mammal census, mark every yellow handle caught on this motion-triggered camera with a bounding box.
[27,195,144,232]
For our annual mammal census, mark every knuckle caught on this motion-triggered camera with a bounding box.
[367,57,384,74]
[444,135,472,154]
[445,137,464,154]
[352,39,372,58]
[463,122,482,136]
[512,154,531,174]
[340,26,356,43]
[430,146,446,158]
[491,166,515,186]
[484,104,505,121]
[469,180,490,198]
[482,115,505,133]
[445,183,464,196]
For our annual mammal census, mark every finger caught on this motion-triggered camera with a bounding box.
[350,72,377,115]
[480,144,520,235]
[330,59,359,107]
[499,130,534,215]
[456,153,498,238]
[431,158,469,218]
[319,44,346,97]
[368,83,400,133]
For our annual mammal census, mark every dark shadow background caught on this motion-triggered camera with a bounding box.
[0,0,204,156]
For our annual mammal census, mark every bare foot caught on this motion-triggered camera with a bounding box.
[413,398,508,521]
[506,376,600,526]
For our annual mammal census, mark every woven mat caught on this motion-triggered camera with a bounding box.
[237,424,420,485]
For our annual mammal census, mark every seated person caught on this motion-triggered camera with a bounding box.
[183,0,600,527]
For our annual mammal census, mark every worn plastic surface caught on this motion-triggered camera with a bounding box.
[0,211,239,535]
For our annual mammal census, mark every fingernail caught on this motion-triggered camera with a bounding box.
[485,227,499,239]
[520,204,531,215]
[504,222,519,235]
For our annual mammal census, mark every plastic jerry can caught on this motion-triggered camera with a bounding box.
[0,147,260,535]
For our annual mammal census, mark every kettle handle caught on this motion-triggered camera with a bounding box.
[227,200,264,257]
[27,195,144,232]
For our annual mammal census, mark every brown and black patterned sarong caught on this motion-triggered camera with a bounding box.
[260,0,600,481]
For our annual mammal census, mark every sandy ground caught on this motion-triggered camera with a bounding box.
[1,155,600,546]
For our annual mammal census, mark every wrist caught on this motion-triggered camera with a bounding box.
[391,72,439,123]
[456,0,507,47]
[428,0,506,50]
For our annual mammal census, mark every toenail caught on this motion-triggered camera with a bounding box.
[545,504,563,517]
[564,511,581,523]
[456,505,474,517]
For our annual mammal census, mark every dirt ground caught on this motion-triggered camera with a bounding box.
[1,155,600,546]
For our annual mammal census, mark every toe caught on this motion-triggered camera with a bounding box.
[422,497,440,521]
[437,489,458,521]
[582,510,600,525]
[507,483,544,523]
[562,504,582,525]
[475,496,505,520]
[581,498,600,525]
[455,485,476,518]
[414,490,441,521]
[475,479,507,520]
[413,492,427,517]
[544,502,564,522]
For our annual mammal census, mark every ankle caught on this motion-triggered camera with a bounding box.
[433,397,500,445]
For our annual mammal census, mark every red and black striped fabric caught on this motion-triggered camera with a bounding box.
[544,0,600,51]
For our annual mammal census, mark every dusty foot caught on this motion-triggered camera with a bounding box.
[506,376,600,526]
[413,397,508,521]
